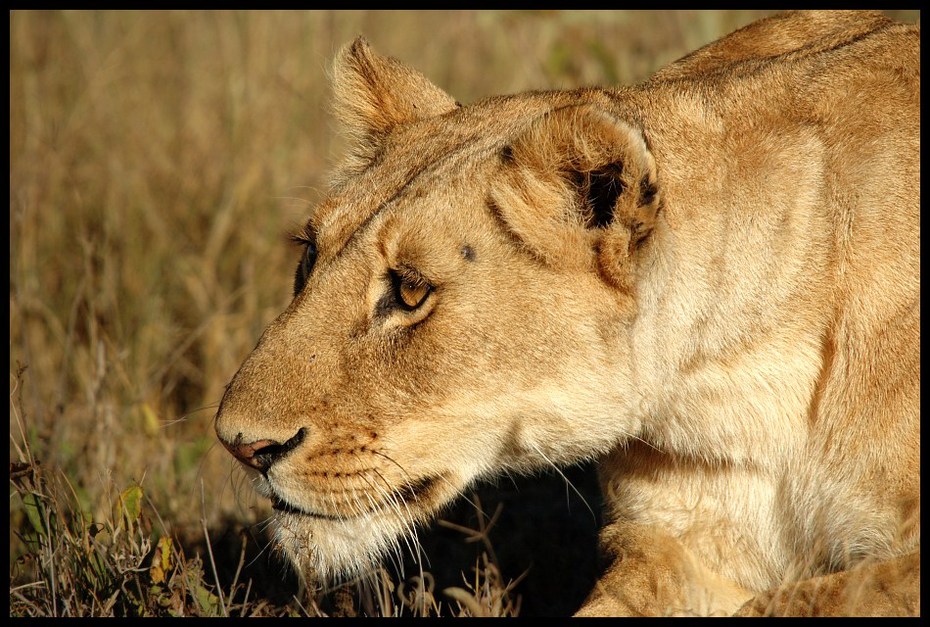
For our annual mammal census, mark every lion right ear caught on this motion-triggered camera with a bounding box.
[330,38,460,154]
[491,105,661,291]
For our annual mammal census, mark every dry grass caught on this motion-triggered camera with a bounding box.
[9,10,919,617]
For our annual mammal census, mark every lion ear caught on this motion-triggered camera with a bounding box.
[491,105,660,289]
[330,38,460,145]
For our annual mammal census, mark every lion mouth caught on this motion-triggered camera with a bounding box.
[268,474,443,521]
[397,474,441,503]
[270,495,344,520]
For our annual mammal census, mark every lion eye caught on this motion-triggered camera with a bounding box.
[293,240,318,296]
[301,242,318,278]
[394,273,432,310]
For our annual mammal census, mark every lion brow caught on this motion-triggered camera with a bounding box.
[331,138,501,260]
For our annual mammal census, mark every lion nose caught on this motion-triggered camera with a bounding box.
[220,428,307,472]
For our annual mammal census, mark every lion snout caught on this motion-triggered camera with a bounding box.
[218,427,308,472]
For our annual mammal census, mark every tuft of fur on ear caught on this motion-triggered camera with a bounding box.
[330,38,460,153]
[492,105,661,290]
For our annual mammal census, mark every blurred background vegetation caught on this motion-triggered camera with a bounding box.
[9,10,919,617]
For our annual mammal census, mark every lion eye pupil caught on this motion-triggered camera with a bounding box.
[399,279,430,309]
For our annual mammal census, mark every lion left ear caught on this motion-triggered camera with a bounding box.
[330,38,460,149]
[492,104,661,290]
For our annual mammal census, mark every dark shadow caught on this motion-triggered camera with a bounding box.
[176,518,303,611]
[409,461,603,617]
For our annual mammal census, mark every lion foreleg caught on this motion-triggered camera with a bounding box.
[574,521,753,617]
[734,550,920,616]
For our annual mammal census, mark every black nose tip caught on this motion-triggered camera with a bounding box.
[221,428,307,472]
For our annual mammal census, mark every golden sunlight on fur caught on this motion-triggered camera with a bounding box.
[215,10,919,616]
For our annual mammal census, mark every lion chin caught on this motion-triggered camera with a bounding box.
[272,510,404,584]
[255,470,470,585]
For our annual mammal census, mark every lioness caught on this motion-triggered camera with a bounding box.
[215,11,919,616]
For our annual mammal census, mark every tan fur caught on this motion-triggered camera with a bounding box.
[215,11,919,616]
